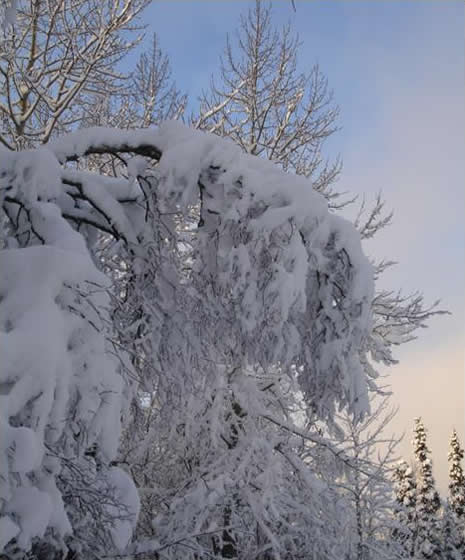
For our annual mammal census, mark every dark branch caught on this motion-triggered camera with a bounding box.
[63,143,162,163]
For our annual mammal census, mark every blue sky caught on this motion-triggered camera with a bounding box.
[136,0,464,490]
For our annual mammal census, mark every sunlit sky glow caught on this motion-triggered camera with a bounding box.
[137,0,464,492]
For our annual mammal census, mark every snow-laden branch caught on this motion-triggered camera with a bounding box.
[48,126,163,163]
[1,120,375,557]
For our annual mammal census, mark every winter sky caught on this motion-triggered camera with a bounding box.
[138,0,464,492]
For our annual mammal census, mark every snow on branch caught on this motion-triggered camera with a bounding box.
[0,120,375,556]
[48,127,163,164]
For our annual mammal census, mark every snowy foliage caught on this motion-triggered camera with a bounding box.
[194,0,446,397]
[442,503,464,560]
[393,424,465,560]
[446,430,465,557]
[0,149,140,557]
[412,418,442,559]
[0,120,377,557]
[448,430,465,519]
[393,459,418,557]
[0,2,446,557]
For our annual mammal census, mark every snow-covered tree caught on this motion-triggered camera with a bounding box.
[126,32,187,128]
[393,459,417,558]
[194,0,445,383]
[448,429,465,521]
[194,0,341,204]
[83,32,186,134]
[412,418,442,559]
[442,503,463,560]
[443,429,465,559]
[189,3,445,554]
[0,0,150,150]
[1,120,376,558]
[0,147,140,558]
[393,424,463,560]
[0,2,447,557]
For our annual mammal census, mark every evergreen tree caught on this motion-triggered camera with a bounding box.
[444,429,465,558]
[413,417,442,559]
[393,459,417,557]
[448,430,465,520]
[442,503,463,560]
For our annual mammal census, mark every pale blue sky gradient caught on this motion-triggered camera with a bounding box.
[137,0,464,490]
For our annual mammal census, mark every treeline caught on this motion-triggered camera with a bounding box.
[393,420,464,559]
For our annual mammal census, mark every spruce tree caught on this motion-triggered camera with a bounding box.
[448,430,465,519]
[445,429,465,558]
[393,459,418,557]
[442,503,463,560]
[413,417,442,559]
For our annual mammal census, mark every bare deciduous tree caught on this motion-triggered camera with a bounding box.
[329,397,404,560]
[194,0,343,206]
[0,0,150,150]
[84,33,186,132]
